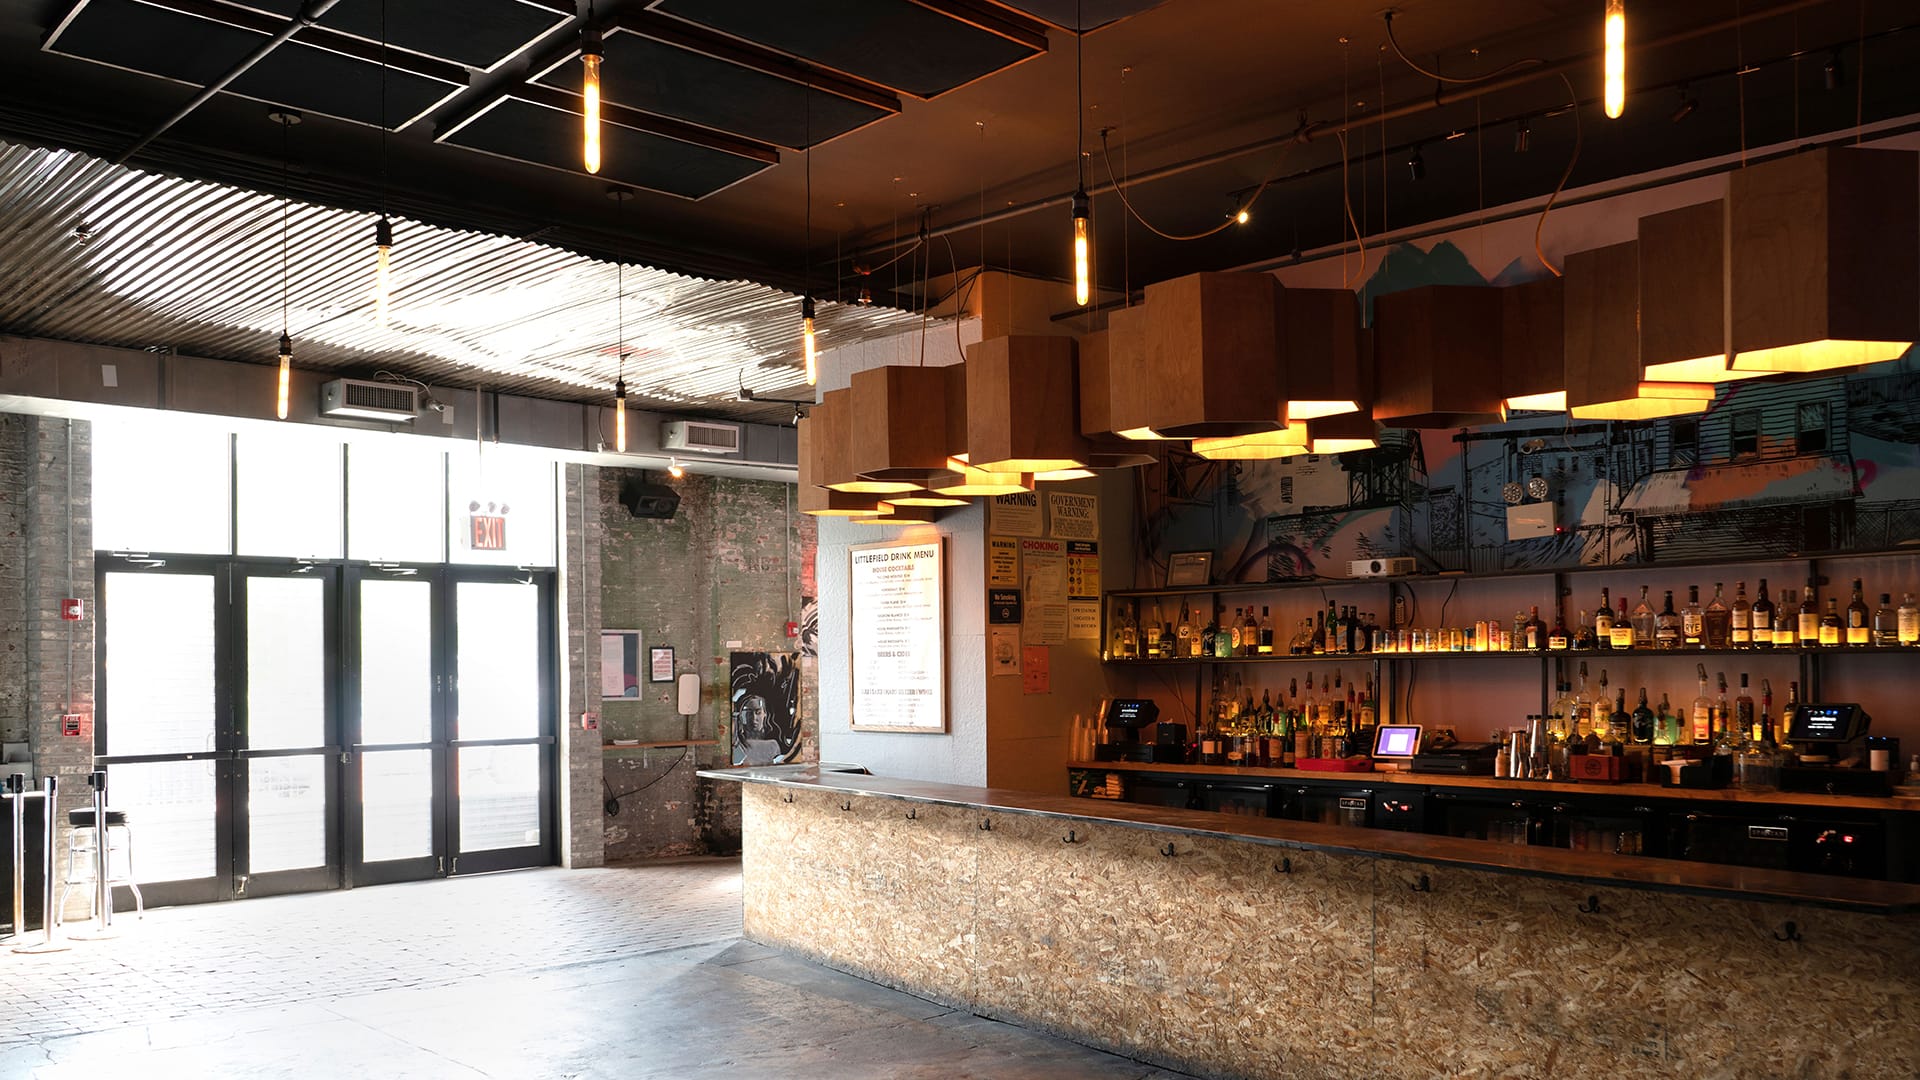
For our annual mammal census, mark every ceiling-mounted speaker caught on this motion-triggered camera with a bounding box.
[1140,272,1283,438]
[1371,285,1504,428]
[618,476,681,519]
[1728,146,1919,374]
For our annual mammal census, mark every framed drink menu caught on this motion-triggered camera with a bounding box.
[848,538,947,733]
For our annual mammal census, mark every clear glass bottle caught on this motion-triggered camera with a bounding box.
[1610,595,1634,650]
[1847,579,1871,646]
[1751,578,1775,648]
[1735,673,1757,744]
[1594,588,1614,649]
[1873,593,1898,647]
[1117,605,1139,660]
[1819,598,1843,648]
[1776,590,1798,649]
[1681,585,1705,648]
[1798,583,1821,648]
[1548,680,1575,742]
[1703,582,1731,649]
[1630,586,1657,648]
[1574,611,1597,651]
[1571,663,1594,738]
[1690,665,1713,745]
[1212,607,1232,658]
[1901,592,1920,646]
[1714,673,1733,753]
[1145,603,1164,657]
[1656,590,1682,649]
[1730,581,1752,648]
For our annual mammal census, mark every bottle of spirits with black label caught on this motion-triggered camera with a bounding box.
[1847,579,1871,646]
[1798,584,1821,648]
[1594,588,1614,649]
[1656,591,1682,650]
[1681,585,1705,648]
[1874,594,1898,647]
[1704,583,1731,649]
[1751,579,1775,648]
[1631,688,1655,745]
[1258,606,1274,655]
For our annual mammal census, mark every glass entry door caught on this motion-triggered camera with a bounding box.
[348,572,446,886]
[448,575,552,874]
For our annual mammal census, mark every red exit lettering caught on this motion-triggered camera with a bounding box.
[470,514,507,550]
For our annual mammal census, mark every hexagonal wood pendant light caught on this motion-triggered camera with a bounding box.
[1372,285,1504,428]
[1564,241,1713,421]
[965,335,1089,473]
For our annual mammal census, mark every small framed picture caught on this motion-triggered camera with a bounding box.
[1165,551,1213,588]
[601,630,641,699]
[648,646,676,683]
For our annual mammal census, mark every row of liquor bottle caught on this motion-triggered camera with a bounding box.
[1162,662,1813,774]
[1106,577,1920,660]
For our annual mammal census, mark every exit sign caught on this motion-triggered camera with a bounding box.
[470,514,507,550]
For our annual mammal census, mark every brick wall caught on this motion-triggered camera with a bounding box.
[594,468,814,861]
[0,414,27,748]
[559,463,606,868]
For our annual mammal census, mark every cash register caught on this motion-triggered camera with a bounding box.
[1780,702,1891,797]
[1411,729,1500,776]
[1093,698,1179,763]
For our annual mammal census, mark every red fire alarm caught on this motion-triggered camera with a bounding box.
[62,714,85,737]
[61,598,84,621]
[785,620,799,638]
[580,712,599,731]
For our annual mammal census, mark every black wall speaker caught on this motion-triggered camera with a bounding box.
[618,477,680,519]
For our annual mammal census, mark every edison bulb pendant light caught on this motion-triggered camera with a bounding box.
[275,333,292,420]
[613,376,627,453]
[1070,189,1090,307]
[1604,0,1626,119]
[372,216,393,327]
[580,29,604,174]
[802,295,818,386]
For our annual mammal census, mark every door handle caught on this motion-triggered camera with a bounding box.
[339,751,354,764]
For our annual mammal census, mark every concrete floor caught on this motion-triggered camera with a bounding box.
[0,860,1190,1079]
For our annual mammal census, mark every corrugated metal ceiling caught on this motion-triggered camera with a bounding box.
[0,139,928,423]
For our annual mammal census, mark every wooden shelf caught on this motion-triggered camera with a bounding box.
[1105,644,1920,666]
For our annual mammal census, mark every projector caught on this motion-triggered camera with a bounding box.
[1349,557,1416,578]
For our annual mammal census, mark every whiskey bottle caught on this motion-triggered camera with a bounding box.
[1176,601,1193,655]
[1325,602,1341,655]
[1819,598,1842,648]
[1714,673,1732,751]
[1258,606,1274,655]
[1690,665,1713,745]
[1571,663,1594,737]
[1610,687,1631,745]
[1610,595,1634,650]
[1735,674,1757,744]
[1525,605,1548,651]
[1902,592,1920,646]
[1229,607,1244,655]
[1630,586,1657,647]
[1163,610,1176,657]
[1758,678,1775,746]
[1797,583,1821,648]
[1846,579,1870,646]
[1118,607,1139,660]
[1594,588,1615,648]
[1284,678,1301,766]
[1145,603,1164,658]
[1874,593,1898,647]
[1655,590,1682,649]
[1573,611,1597,651]
[1681,585,1705,648]
[1703,582,1731,649]
[1775,590,1798,648]
[1730,581,1752,648]
[1631,687,1655,745]
[1549,609,1572,651]
[1751,578,1775,648]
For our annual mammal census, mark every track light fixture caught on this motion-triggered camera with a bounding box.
[1603,0,1626,119]
[1671,86,1697,123]
[1824,51,1842,92]
[667,457,684,479]
[1407,147,1426,182]
[1513,123,1530,153]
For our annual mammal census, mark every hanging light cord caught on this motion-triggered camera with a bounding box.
[1075,0,1084,194]
[1381,11,1574,277]
[279,115,289,338]
[379,0,388,216]
[804,79,811,300]
[1098,130,1292,242]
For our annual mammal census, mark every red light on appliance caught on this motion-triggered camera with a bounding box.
[61,598,84,621]
[1843,834,1855,844]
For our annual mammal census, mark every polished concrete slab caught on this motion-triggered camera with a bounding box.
[0,861,1189,1079]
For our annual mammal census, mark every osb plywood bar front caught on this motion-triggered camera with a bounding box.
[720,773,1920,1080]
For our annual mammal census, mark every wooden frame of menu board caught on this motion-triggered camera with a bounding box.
[847,537,948,733]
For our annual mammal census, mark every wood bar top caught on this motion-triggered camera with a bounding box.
[702,764,1920,915]
[1067,759,1920,813]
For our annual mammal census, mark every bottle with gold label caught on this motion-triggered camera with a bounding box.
[1819,598,1842,648]
[1730,581,1752,648]
[1846,579,1870,646]
[1751,579,1775,648]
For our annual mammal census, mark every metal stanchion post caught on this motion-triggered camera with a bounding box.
[2,774,23,943]
[68,770,117,941]
[14,775,67,953]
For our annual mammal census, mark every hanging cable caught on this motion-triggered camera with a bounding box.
[372,0,392,327]
[801,80,816,385]
[1382,11,1545,84]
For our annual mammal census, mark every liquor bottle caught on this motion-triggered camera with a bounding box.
[1573,611,1597,651]
[1610,687,1631,745]
[1655,590,1682,649]
[1775,590,1797,649]
[1119,607,1139,660]
[1325,602,1341,655]
[1144,603,1164,658]
[1631,687,1655,745]
[1654,692,1676,747]
[1874,593,1898,647]
[1213,607,1232,658]
[1902,592,1920,646]
[1571,663,1594,737]
[1524,605,1548,651]
[1610,595,1634,650]
[1819,598,1842,648]
[1258,606,1274,655]
[1758,678,1775,746]
[1729,581,1752,648]
[1201,608,1218,658]
[1593,588,1614,648]
[1630,586,1657,648]
[1846,579,1870,646]
[1779,680,1800,762]
[1292,618,1313,656]
[1284,678,1301,766]
[1229,607,1244,655]
[1549,609,1572,651]
[1175,601,1193,655]
[1548,680,1574,742]
[1690,665,1713,745]
[1163,610,1176,657]
[1358,674,1378,729]
[1714,673,1732,751]
[1797,582,1820,648]
[1681,585,1705,648]
[1703,582,1731,649]
[1751,578,1775,648]
[1735,674,1756,744]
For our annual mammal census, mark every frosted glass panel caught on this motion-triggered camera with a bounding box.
[455,581,539,741]
[103,573,216,757]
[92,419,231,555]
[107,760,217,884]
[246,576,326,750]
[447,446,555,567]
[236,430,342,558]
[458,744,540,852]
[361,749,433,862]
[360,579,432,745]
[348,440,446,563]
[248,756,326,873]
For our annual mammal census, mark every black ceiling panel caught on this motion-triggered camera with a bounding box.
[440,95,773,200]
[647,0,1041,99]
[234,0,569,71]
[533,29,889,151]
[46,0,462,128]
[990,0,1167,31]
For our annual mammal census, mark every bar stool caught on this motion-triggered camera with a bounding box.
[56,807,143,927]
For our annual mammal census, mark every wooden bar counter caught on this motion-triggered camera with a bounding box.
[705,764,1920,1079]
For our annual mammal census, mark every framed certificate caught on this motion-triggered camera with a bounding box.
[1166,551,1213,588]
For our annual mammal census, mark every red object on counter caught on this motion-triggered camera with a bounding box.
[1570,753,1625,782]
[1296,757,1375,773]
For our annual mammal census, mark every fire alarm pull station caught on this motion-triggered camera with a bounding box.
[62,714,85,737]
[785,620,798,638]
[580,712,599,731]
[61,599,83,621]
